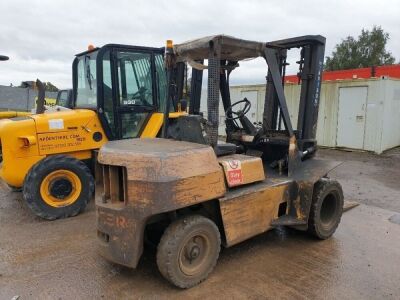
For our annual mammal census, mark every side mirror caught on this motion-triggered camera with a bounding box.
[0,55,9,61]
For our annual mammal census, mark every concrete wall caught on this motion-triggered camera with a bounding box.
[200,77,400,154]
[0,85,58,111]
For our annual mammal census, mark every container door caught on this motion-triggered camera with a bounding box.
[337,86,368,149]
[240,90,258,124]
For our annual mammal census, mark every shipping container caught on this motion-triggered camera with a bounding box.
[200,77,400,154]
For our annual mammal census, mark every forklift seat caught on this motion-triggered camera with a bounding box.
[168,115,238,156]
[214,143,237,156]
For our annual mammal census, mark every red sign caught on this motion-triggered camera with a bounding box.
[226,160,243,186]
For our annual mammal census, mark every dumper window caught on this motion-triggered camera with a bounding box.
[102,50,116,135]
[116,52,153,107]
[75,51,98,108]
[155,53,167,111]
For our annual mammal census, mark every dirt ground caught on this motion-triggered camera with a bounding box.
[318,147,400,213]
[0,148,400,299]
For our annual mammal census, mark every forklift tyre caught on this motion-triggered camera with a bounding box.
[23,155,94,220]
[308,179,343,239]
[156,215,221,288]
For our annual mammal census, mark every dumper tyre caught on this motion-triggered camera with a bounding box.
[308,179,343,239]
[8,184,22,192]
[156,215,221,288]
[23,155,94,220]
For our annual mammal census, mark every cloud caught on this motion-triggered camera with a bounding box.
[0,0,399,88]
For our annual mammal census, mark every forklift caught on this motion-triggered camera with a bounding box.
[95,35,344,288]
[0,44,186,220]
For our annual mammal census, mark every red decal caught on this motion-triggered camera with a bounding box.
[226,160,243,186]
[227,169,243,186]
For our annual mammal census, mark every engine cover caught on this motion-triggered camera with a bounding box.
[218,154,265,188]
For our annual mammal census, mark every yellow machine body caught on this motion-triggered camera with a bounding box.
[0,111,32,119]
[0,109,185,188]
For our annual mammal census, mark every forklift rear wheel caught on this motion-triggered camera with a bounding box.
[308,179,343,239]
[156,215,221,288]
[23,155,94,220]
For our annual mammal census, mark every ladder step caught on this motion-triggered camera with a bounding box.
[271,215,307,226]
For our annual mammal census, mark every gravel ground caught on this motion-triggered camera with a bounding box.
[0,148,399,299]
[318,147,400,212]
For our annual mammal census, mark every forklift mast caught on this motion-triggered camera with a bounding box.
[187,36,326,152]
[263,36,326,150]
[167,35,326,174]
[189,63,203,115]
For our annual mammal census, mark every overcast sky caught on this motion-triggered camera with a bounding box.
[0,0,399,88]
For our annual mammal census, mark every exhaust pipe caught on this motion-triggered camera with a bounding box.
[35,79,46,114]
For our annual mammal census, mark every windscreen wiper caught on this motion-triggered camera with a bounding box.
[85,55,94,90]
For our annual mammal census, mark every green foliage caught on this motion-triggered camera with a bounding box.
[19,81,59,92]
[44,82,59,92]
[325,26,395,71]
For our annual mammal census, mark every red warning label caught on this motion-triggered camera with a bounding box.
[226,160,243,186]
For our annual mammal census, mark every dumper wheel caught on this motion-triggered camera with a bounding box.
[8,185,22,192]
[23,155,94,220]
[308,179,344,239]
[157,215,221,288]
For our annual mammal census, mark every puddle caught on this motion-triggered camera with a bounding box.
[389,214,400,225]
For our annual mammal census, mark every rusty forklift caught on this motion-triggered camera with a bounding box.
[96,35,344,288]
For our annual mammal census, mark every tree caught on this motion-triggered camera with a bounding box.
[44,82,59,92]
[325,26,396,71]
[19,81,59,92]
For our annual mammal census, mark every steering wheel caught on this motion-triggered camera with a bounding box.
[131,87,152,105]
[225,98,251,120]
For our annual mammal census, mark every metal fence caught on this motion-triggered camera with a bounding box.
[0,85,58,111]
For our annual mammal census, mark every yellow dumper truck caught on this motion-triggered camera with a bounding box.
[0,44,185,219]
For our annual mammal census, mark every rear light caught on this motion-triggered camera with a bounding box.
[102,165,127,203]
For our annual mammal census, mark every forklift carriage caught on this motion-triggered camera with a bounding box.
[96,35,344,288]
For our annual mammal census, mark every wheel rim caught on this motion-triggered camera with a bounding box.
[40,170,81,207]
[320,192,340,229]
[178,230,211,276]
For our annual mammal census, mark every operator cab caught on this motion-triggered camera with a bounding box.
[72,44,167,140]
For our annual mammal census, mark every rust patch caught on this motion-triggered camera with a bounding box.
[219,183,287,246]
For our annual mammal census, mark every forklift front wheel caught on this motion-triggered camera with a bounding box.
[156,215,221,288]
[23,155,94,220]
[308,179,344,239]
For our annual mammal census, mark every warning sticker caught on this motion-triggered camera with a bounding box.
[48,119,64,130]
[226,160,243,186]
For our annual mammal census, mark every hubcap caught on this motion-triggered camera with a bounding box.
[40,170,82,208]
[49,178,73,199]
[179,232,211,276]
